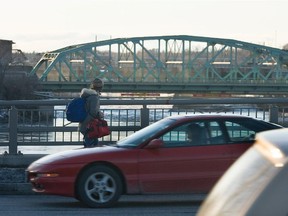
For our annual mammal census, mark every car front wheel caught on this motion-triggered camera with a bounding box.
[77,165,122,208]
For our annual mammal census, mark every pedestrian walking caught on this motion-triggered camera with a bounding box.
[78,78,103,147]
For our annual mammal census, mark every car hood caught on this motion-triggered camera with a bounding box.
[29,145,123,165]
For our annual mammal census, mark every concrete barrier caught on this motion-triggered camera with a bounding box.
[0,154,45,194]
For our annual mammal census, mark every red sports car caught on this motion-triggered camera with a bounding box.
[26,114,282,208]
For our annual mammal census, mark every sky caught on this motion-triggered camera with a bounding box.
[1,0,287,53]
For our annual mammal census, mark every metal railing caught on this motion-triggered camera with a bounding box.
[0,98,288,155]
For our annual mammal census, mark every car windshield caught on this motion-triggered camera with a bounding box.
[117,118,174,147]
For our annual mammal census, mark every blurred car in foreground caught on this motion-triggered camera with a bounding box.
[197,128,288,216]
[26,114,282,208]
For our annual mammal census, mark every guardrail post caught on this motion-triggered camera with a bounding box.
[9,106,18,155]
[140,105,150,128]
[269,106,279,124]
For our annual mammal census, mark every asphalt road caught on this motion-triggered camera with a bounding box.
[0,194,203,216]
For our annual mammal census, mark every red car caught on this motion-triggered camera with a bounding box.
[26,114,282,208]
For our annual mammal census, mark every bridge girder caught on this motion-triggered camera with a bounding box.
[29,35,288,94]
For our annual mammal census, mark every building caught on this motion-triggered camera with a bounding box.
[0,39,14,67]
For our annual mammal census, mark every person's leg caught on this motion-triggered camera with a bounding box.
[83,135,98,148]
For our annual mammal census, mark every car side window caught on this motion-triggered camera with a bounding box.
[160,122,208,147]
[225,121,256,142]
[208,121,225,144]
[161,124,187,147]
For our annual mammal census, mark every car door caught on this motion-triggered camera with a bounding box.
[138,120,234,194]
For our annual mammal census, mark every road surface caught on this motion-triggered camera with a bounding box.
[0,194,203,216]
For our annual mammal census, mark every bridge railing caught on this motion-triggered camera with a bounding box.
[0,98,287,155]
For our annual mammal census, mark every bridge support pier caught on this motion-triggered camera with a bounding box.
[141,105,150,128]
[269,106,279,124]
[9,106,18,155]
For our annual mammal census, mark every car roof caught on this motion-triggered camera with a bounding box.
[256,128,288,158]
[167,114,254,121]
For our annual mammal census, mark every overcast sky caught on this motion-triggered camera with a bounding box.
[1,0,287,52]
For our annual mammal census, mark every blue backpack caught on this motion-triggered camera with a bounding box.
[66,97,87,122]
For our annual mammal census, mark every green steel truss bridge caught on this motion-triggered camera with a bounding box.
[29,35,288,95]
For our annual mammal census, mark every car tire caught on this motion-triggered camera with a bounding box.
[77,165,123,208]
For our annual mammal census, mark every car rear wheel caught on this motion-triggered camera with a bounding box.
[77,165,122,208]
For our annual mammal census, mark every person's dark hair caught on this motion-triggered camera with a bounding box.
[188,124,201,132]
[90,78,104,91]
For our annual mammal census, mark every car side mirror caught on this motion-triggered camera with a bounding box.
[145,139,164,149]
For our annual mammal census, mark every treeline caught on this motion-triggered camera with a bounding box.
[0,65,40,100]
